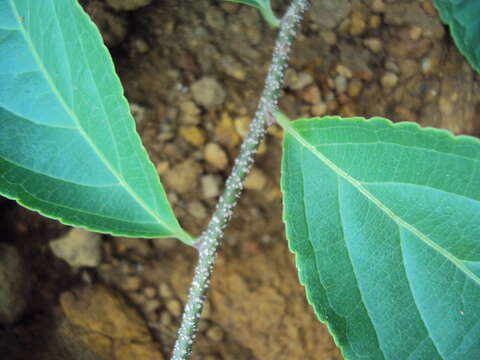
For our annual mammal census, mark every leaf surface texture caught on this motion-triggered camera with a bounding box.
[281,116,480,359]
[0,0,190,242]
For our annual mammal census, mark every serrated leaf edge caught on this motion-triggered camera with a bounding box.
[279,114,480,357]
[3,0,194,244]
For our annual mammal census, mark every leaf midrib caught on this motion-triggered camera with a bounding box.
[7,0,189,242]
[280,117,480,285]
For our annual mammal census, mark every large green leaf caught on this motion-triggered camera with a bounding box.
[0,0,193,244]
[279,114,480,359]
[433,0,480,72]
[225,0,279,27]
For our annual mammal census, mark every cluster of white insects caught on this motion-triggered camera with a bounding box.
[171,0,309,358]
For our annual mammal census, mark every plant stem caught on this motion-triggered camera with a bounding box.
[171,1,309,358]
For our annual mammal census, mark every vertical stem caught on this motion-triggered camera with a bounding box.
[171,1,309,358]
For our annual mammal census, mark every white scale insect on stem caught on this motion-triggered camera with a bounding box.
[170,1,310,359]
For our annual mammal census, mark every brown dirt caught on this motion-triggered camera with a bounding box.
[2,0,480,359]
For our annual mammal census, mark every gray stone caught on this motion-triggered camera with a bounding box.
[191,77,226,108]
[205,7,226,30]
[50,228,102,267]
[0,244,30,324]
[201,174,222,199]
[205,142,229,170]
[206,324,224,342]
[285,69,313,91]
[334,75,347,94]
[384,3,445,40]
[130,103,147,123]
[164,160,201,194]
[309,0,351,29]
[187,201,208,220]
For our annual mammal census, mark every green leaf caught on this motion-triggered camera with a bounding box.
[0,0,193,244]
[279,114,480,359]
[433,0,480,72]
[225,0,279,27]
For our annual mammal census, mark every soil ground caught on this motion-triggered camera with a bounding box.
[2,0,480,359]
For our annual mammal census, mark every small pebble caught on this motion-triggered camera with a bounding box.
[127,292,147,306]
[311,102,327,116]
[123,276,142,292]
[339,103,357,117]
[234,116,250,138]
[144,286,157,298]
[369,15,381,29]
[321,30,337,45]
[347,78,363,98]
[257,140,267,155]
[164,160,201,194]
[381,72,399,88]
[144,299,161,313]
[300,85,322,104]
[188,201,208,220]
[326,99,339,112]
[215,112,241,149]
[409,26,423,41]
[205,142,229,170]
[202,175,222,199]
[156,161,169,175]
[371,0,385,13]
[49,228,102,268]
[130,103,147,123]
[158,282,174,299]
[336,64,352,78]
[180,100,200,115]
[132,37,149,53]
[166,299,182,317]
[152,238,177,251]
[206,325,224,342]
[159,311,173,326]
[364,37,382,53]
[421,58,433,74]
[439,98,454,115]
[350,11,366,36]
[334,75,348,94]
[179,100,201,125]
[191,77,226,108]
[201,299,212,319]
[385,60,399,73]
[167,192,178,205]
[222,60,247,81]
[285,69,313,91]
[244,168,267,191]
[179,126,205,147]
[205,7,226,30]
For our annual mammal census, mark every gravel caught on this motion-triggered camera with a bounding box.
[0,244,30,324]
[49,228,102,267]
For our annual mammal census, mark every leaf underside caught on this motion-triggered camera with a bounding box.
[0,0,190,242]
[433,0,480,72]
[281,116,480,359]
